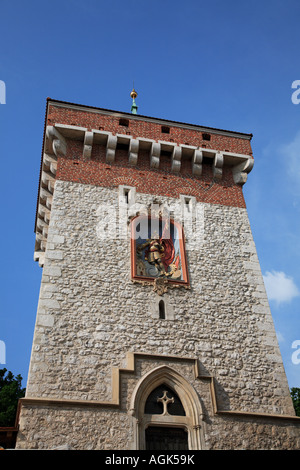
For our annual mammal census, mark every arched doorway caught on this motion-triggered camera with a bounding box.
[144,383,188,450]
[130,366,204,450]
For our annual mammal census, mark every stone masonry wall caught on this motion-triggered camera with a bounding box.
[16,179,299,449]
[17,404,300,450]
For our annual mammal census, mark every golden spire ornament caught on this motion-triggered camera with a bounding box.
[130,85,138,114]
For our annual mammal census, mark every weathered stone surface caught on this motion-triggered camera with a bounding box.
[16,180,299,450]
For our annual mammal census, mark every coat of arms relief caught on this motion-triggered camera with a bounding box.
[131,214,189,294]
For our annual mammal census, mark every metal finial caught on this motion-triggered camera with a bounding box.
[130,83,138,114]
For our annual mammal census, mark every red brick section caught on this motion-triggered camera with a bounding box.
[48,103,253,208]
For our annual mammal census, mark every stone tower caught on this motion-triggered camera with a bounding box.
[16,97,300,450]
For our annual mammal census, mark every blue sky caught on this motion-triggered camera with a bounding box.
[0,0,299,391]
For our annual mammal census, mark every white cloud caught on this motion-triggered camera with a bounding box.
[263,270,300,304]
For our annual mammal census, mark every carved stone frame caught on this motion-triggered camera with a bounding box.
[129,366,205,450]
[130,215,190,291]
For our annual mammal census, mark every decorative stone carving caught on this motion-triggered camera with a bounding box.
[43,153,57,175]
[106,134,117,163]
[46,126,67,156]
[192,149,203,176]
[129,139,139,165]
[171,146,182,173]
[213,152,224,180]
[150,142,160,169]
[41,170,55,193]
[83,131,93,159]
[157,390,174,415]
[40,187,53,208]
[153,278,169,296]
[232,158,254,185]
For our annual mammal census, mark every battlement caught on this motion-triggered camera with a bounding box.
[34,98,254,266]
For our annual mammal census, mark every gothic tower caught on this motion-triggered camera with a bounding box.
[16,96,300,449]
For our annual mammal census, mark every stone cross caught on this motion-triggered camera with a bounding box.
[157,390,174,415]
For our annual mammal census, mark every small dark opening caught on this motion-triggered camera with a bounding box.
[202,133,211,141]
[119,118,129,127]
[116,142,129,151]
[161,126,170,134]
[202,156,213,165]
[124,189,130,204]
[184,198,191,212]
[159,300,165,319]
[160,149,172,157]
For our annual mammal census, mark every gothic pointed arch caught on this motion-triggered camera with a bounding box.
[130,366,205,450]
